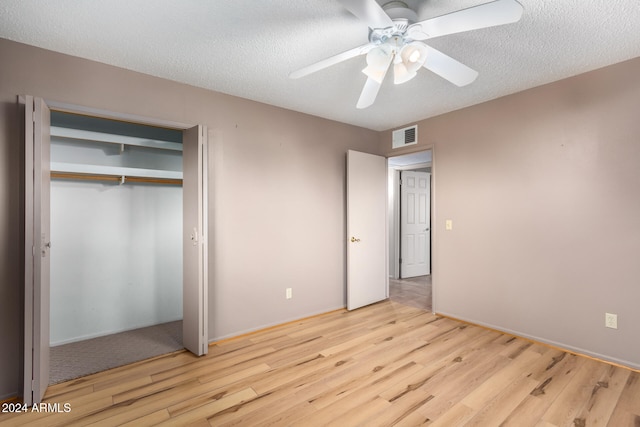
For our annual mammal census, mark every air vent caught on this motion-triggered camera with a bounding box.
[392,125,418,149]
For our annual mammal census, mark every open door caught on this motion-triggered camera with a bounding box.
[182,125,208,355]
[400,171,431,278]
[347,150,387,310]
[24,96,51,405]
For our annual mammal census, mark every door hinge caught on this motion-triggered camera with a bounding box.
[399,258,402,264]
[32,246,36,257]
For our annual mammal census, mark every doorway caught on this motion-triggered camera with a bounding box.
[24,96,208,404]
[387,149,432,311]
[48,111,185,384]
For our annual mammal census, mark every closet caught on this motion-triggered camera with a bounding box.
[24,96,207,403]
[49,112,184,383]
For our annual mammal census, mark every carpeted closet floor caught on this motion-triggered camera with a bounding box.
[49,320,183,384]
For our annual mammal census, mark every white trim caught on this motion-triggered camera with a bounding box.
[391,161,431,171]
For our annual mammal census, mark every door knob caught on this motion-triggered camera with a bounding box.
[350,237,361,243]
[41,241,51,257]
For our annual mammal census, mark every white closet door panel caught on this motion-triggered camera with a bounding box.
[183,125,208,356]
[24,96,51,405]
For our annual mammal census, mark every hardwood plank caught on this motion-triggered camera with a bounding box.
[609,371,640,415]
[324,397,391,426]
[2,301,638,426]
[607,382,640,427]
[461,347,542,410]
[541,359,610,426]
[426,403,475,427]
[84,377,252,426]
[464,374,540,425]
[309,360,425,411]
[152,346,276,384]
[574,365,631,426]
[500,351,584,426]
[210,375,329,426]
[118,409,170,426]
[156,388,257,426]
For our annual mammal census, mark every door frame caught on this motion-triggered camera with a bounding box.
[387,148,435,308]
[23,97,209,403]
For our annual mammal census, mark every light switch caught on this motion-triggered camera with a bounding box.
[445,219,453,231]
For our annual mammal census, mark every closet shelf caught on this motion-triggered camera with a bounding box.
[51,126,183,151]
[51,162,183,185]
[51,172,182,185]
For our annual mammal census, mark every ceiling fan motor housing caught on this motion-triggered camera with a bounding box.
[370,1,419,46]
[382,1,419,23]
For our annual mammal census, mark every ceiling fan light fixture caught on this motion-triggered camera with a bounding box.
[400,42,428,70]
[362,46,393,83]
[393,62,417,84]
[393,42,427,84]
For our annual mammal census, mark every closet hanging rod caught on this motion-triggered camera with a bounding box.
[51,172,182,186]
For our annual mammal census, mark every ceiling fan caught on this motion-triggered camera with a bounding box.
[289,0,523,109]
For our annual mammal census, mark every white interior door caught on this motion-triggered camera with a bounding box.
[347,150,387,310]
[182,125,208,356]
[24,96,51,405]
[400,171,431,278]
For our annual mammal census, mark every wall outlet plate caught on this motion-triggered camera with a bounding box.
[286,288,292,299]
[605,313,617,329]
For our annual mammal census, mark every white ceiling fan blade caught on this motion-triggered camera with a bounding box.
[289,43,375,79]
[422,45,479,87]
[407,0,523,40]
[338,0,394,29]
[356,77,383,109]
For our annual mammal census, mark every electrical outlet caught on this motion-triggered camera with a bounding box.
[605,313,617,329]
[286,288,292,300]
[445,219,453,231]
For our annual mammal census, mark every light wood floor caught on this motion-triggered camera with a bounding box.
[389,275,432,311]
[2,300,638,426]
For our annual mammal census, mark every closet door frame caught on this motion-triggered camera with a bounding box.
[24,97,209,404]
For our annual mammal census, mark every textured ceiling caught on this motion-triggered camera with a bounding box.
[1,0,639,131]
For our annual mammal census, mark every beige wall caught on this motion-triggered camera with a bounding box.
[0,39,380,399]
[381,57,640,369]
